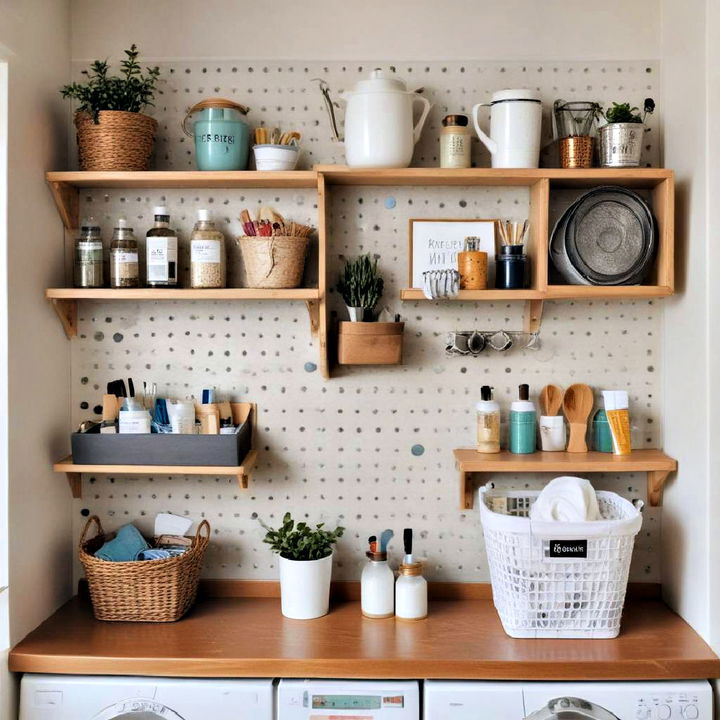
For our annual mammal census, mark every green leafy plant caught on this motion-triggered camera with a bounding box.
[337,254,384,312]
[60,45,161,123]
[604,98,655,124]
[260,512,344,561]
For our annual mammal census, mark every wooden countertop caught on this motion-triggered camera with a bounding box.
[9,592,720,680]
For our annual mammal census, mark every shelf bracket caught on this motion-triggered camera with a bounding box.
[459,468,475,510]
[236,449,258,490]
[305,300,320,336]
[523,299,544,334]
[647,470,670,507]
[48,181,79,230]
[51,299,78,338]
[66,472,82,499]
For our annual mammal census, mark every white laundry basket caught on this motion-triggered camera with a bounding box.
[478,485,643,639]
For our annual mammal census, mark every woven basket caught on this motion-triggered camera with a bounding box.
[79,515,210,622]
[75,111,158,171]
[238,235,309,288]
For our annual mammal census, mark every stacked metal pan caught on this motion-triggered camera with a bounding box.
[550,186,656,285]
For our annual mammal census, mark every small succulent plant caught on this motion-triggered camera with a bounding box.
[337,254,384,313]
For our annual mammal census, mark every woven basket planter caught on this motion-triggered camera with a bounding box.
[79,515,210,622]
[75,110,158,171]
[238,235,309,288]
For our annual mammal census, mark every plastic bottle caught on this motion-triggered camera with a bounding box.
[395,562,427,620]
[361,551,395,619]
[509,383,537,454]
[476,385,501,454]
[167,399,196,434]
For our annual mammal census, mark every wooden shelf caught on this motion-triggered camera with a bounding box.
[54,450,257,499]
[317,166,673,188]
[9,583,720,680]
[401,288,544,301]
[545,285,674,299]
[455,448,677,509]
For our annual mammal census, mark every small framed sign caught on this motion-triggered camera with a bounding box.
[408,218,497,288]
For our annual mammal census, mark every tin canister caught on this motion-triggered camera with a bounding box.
[592,409,614,452]
[599,122,645,167]
[183,98,250,171]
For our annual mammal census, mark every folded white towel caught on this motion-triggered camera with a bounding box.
[529,476,602,522]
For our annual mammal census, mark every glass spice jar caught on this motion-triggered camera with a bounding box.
[146,206,178,287]
[190,208,226,289]
[109,217,139,288]
[73,217,104,288]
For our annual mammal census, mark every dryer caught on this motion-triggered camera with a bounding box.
[19,674,274,720]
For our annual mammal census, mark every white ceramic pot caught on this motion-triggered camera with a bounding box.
[279,552,333,619]
[253,144,300,171]
[472,89,543,168]
[338,69,432,169]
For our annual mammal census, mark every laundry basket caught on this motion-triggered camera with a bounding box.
[478,485,643,639]
[79,516,210,622]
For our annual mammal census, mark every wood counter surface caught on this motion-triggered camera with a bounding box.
[9,592,720,680]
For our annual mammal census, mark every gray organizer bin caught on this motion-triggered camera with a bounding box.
[71,418,252,466]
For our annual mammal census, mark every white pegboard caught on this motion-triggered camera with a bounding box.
[69,58,663,583]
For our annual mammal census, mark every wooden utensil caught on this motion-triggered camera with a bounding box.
[540,384,564,416]
[563,383,594,452]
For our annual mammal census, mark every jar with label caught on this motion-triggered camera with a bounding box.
[146,206,178,287]
[440,114,471,169]
[190,208,226,288]
[73,217,104,288]
[109,217,139,288]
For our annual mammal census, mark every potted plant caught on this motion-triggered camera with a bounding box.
[261,512,344,620]
[598,98,655,168]
[336,254,404,365]
[61,45,161,171]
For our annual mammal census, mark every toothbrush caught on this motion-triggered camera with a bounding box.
[379,529,394,553]
[403,528,413,564]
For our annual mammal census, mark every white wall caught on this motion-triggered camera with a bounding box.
[71,0,661,61]
[0,0,72,715]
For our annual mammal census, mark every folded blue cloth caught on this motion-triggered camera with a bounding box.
[95,523,149,562]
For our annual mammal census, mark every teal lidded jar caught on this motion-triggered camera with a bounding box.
[592,409,614,453]
[183,98,250,171]
[509,383,537,454]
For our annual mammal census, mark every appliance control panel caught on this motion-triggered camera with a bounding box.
[636,691,705,719]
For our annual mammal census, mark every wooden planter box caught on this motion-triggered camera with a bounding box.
[337,321,404,365]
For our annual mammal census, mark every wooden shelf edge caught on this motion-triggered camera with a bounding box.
[455,449,677,510]
[401,288,674,302]
[401,288,544,301]
[46,288,321,301]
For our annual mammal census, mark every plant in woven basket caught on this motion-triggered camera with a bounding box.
[336,254,384,321]
[260,512,344,561]
[603,98,655,124]
[61,45,161,123]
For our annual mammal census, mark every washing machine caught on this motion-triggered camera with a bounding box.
[19,674,274,720]
[277,679,420,719]
[423,680,712,719]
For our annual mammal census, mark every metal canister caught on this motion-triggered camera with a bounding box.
[599,123,645,167]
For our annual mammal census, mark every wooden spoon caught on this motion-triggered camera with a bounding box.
[540,384,564,416]
[563,383,594,452]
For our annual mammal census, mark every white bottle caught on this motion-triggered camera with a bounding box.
[395,562,427,620]
[361,551,395,619]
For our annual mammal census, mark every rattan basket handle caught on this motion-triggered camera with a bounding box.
[79,515,104,549]
[195,519,211,541]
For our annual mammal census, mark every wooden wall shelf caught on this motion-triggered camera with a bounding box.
[54,450,257,499]
[9,581,720,680]
[455,448,677,510]
[45,165,675,378]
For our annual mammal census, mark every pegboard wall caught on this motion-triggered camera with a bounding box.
[69,59,663,583]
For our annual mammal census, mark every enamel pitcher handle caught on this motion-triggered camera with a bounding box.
[471,102,498,156]
[412,95,432,144]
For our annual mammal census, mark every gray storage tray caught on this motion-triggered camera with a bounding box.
[71,418,251,466]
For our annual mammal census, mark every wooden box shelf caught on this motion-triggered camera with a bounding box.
[454,448,677,510]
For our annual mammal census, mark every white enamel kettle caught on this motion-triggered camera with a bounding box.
[316,69,432,168]
[471,89,543,168]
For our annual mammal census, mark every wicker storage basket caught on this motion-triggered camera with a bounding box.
[75,110,158,171]
[79,515,210,622]
[238,235,309,288]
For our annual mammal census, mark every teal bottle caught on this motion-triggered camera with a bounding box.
[592,409,614,453]
[509,383,537,454]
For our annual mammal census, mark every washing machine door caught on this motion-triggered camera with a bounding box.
[91,698,186,720]
[525,696,620,720]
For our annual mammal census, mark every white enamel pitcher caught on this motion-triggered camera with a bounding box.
[317,69,432,168]
[472,89,543,168]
